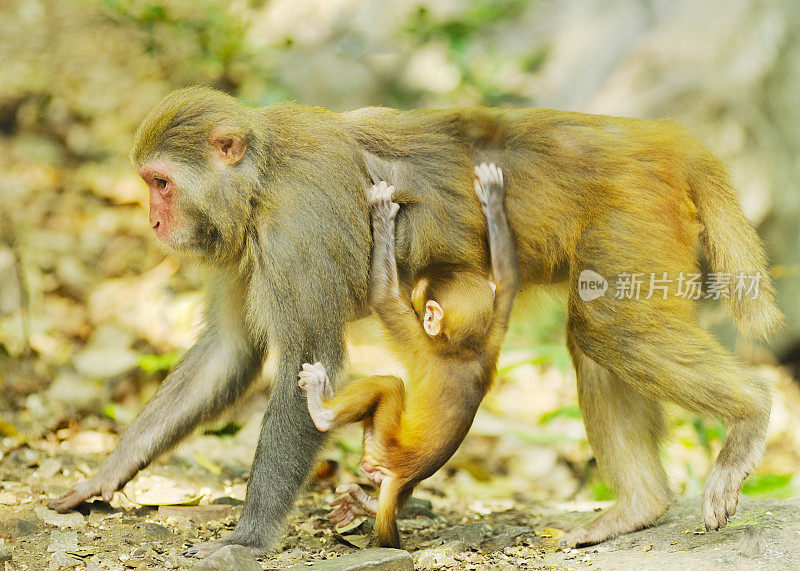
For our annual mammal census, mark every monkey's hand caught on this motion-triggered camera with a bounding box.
[474,162,505,211]
[368,181,399,224]
[48,472,122,513]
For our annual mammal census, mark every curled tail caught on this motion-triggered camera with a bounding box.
[688,153,783,339]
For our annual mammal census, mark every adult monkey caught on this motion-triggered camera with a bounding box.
[49,87,781,555]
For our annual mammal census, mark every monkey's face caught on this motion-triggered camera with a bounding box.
[135,127,250,260]
[139,160,177,244]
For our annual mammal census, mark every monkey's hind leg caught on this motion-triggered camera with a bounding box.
[570,310,770,542]
[560,339,671,548]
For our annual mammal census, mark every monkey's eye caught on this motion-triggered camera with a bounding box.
[153,177,168,190]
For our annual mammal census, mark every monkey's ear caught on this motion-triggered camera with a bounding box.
[423,301,443,337]
[210,126,247,165]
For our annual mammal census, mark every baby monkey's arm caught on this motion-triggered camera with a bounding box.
[367,181,426,346]
[474,163,520,349]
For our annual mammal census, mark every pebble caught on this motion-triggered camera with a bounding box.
[157,504,232,523]
[34,506,86,529]
[191,545,261,570]
[286,548,413,570]
[47,530,79,552]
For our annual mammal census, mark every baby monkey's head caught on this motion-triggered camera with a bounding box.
[412,266,496,349]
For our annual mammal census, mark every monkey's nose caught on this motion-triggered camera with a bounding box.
[153,221,160,231]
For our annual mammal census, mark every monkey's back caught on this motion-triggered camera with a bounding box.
[344,106,705,286]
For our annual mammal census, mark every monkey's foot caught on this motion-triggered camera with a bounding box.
[360,460,385,485]
[559,501,669,548]
[184,538,269,559]
[702,464,747,531]
[329,483,378,526]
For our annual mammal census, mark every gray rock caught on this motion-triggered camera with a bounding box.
[413,542,466,568]
[135,522,172,542]
[158,504,232,523]
[211,496,244,506]
[481,524,534,552]
[0,513,44,538]
[47,530,79,552]
[47,550,82,570]
[191,545,261,571]
[398,497,434,519]
[34,506,86,529]
[440,522,492,546]
[286,548,413,570]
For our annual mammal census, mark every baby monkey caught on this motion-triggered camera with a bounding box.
[298,163,520,548]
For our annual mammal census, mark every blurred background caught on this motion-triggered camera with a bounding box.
[1,0,799,518]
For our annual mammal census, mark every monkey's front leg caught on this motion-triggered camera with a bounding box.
[49,309,263,513]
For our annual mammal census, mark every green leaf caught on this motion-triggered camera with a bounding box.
[138,352,181,374]
[742,474,796,498]
[539,405,582,425]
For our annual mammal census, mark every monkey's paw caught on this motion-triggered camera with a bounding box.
[368,181,400,219]
[474,162,504,208]
[329,483,378,526]
[48,475,119,513]
[184,538,270,559]
[702,464,747,531]
[298,362,333,399]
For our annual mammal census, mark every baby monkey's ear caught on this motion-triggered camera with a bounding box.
[423,300,444,337]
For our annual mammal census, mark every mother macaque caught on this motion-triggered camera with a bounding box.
[49,87,780,556]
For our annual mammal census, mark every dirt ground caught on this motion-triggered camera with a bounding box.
[1,445,796,571]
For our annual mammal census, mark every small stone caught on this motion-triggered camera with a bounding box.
[191,545,261,570]
[481,525,533,552]
[47,551,82,570]
[158,504,232,523]
[126,542,156,566]
[37,458,62,479]
[35,506,86,529]
[440,522,492,545]
[0,491,18,505]
[413,542,466,568]
[176,519,199,539]
[0,546,12,564]
[398,497,435,519]
[286,548,413,570]
[0,513,44,538]
[48,530,79,552]
[211,496,244,506]
[136,522,172,542]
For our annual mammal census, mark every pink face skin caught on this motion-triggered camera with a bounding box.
[138,161,177,243]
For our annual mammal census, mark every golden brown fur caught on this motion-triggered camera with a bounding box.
[50,87,781,555]
[299,167,518,547]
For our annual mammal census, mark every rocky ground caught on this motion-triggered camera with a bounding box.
[1,440,796,571]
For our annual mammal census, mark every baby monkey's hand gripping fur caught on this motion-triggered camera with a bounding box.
[298,166,519,547]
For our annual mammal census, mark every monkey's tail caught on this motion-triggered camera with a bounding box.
[375,477,403,548]
[688,152,783,339]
